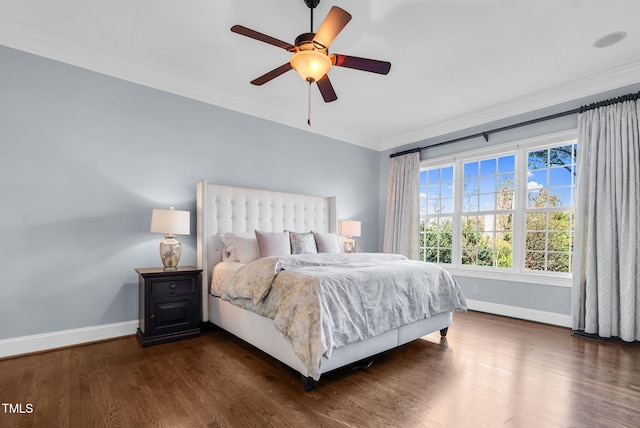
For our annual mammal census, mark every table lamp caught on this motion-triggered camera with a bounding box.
[339,219,361,253]
[150,207,190,270]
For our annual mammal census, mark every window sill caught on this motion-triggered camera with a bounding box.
[442,266,572,287]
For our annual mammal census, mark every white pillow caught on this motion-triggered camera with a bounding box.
[220,232,259,263]
[255,230,291,258]
[313,231,341,254]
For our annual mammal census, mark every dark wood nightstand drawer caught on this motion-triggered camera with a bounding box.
[150,278,195,295]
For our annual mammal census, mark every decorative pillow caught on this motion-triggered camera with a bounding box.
[313,231,341,254]
[289,232,318,254]
[219,234,232,261]
[220,232,259,263]
[255,230,291,258]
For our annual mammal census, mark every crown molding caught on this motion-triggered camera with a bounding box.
[0,18,375,149]
[2,17,638,153]
[377,61,640,151]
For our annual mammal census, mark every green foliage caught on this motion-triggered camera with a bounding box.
[420,219,452,263]
[421,216,513,268]
[420,146,575,272]
[524,189,573,272]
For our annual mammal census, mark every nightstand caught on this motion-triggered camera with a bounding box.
[136,266,203,347]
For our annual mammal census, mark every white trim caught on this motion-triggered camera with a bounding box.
[378,62,640,151]
[0,321,138,359]
[1,16,637,151]
[466,299,571,328]
[421,129,578,167]
[0,18,371,150]
[447,267,572,287]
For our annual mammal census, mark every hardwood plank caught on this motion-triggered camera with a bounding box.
[1,311,639,427]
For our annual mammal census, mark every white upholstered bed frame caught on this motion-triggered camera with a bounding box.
[196,181,452,388]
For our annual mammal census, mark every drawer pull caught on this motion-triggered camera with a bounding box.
[150,314,155,319]
[169,283,177,289]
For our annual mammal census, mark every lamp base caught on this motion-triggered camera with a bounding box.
[343,237,356,254]
[159,235,182,270]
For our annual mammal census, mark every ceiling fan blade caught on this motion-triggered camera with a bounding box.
[331,54,391,75]
[313,6,352,48]
[316,75,338,103]
[231,25,295,51]
[250,63,293,86]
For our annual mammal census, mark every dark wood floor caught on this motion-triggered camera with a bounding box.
[1,311,639,427]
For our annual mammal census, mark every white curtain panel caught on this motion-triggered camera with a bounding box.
[383,152,420,259]
[572,99,640,342]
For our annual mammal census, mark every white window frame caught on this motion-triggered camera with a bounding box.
[420,130,577,287]
[420,165,455,264]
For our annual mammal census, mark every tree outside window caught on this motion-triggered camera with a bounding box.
[524,144,577,273]
[419,140,576,275]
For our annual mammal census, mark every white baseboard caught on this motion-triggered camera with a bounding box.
[465,299,572,328]
[0,302,571,359]
[0,321,138,359]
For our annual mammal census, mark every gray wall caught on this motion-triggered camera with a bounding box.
[3,42,638,339]
[0,45,380,340]
[378,82,640,317]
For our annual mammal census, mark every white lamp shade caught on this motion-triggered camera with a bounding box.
[150,207,190,235]
[339,220,361,237]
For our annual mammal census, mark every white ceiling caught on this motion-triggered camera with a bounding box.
[1,0,639,151]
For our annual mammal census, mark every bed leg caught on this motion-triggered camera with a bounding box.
[440,327,449,337]
[301,376,315,392]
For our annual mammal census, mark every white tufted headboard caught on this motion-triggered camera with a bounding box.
[196,180,337,321]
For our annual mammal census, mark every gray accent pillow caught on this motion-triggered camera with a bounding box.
[312,231,341,254]
[289,232,318,254]
[255,230,291,258]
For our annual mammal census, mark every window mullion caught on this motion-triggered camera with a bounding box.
[512,147,526,273]
[452,159,463,268]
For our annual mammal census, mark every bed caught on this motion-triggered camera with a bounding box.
[196,181,466,391]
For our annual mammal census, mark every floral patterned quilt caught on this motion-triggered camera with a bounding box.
[223,253,467,380]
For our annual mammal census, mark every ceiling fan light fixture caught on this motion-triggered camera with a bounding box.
[231,4,388,107]
[290,50,332,82]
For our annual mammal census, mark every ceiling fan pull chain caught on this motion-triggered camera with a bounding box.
[307,81,312,126]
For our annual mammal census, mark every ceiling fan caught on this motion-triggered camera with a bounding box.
[231,0,391,107]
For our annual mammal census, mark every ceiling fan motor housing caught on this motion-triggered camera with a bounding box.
[295,32,328,53]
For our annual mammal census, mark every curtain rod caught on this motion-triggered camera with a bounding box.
[390,90,640,159]
[579,91,640,113]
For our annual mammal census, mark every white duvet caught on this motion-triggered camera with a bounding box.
[222,253,467,380]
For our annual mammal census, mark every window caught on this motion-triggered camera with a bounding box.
[419,166,453,263]
[419,132,577,283]
[524,144,577,273]
[461,155,515,268]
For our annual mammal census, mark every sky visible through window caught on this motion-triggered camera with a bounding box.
[526,144,577,208]
[419,143,577,273]
[420,145,577,214]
